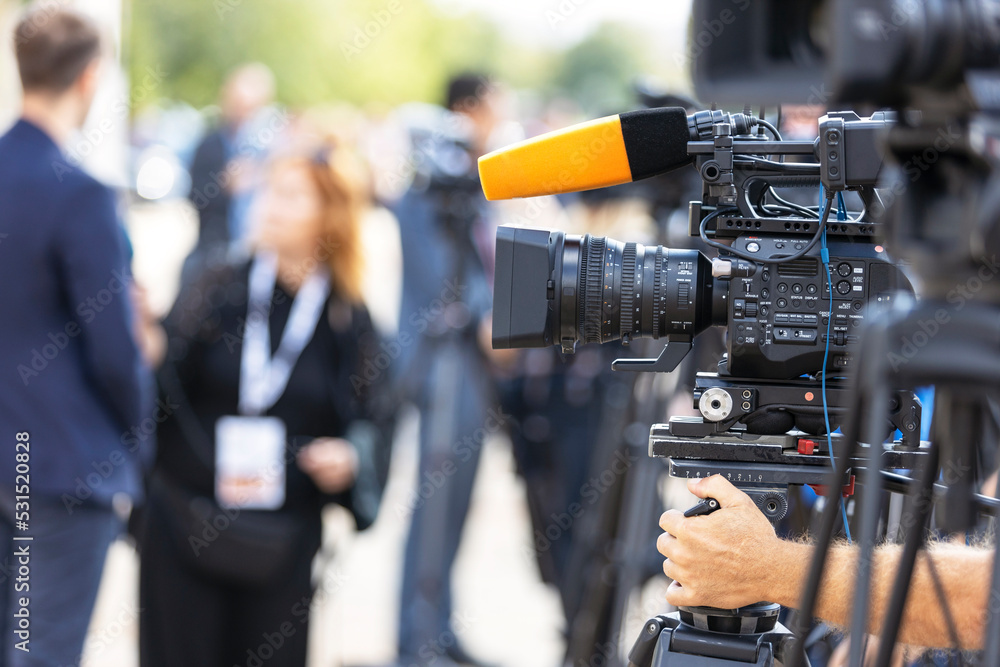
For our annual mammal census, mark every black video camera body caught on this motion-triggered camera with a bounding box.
[487,108,924,443]
[492,111,911,381]
[492,227,906,380]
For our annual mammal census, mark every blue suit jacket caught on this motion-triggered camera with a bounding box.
[0,120,152,507]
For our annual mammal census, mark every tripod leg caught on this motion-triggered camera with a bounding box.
[776,635,812,667]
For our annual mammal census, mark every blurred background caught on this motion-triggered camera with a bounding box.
[0,2,704,666]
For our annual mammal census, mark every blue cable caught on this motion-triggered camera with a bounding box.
[819,185,852,544]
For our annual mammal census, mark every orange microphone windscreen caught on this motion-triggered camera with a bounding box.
[478,107,693,201]
[478,115,632,201]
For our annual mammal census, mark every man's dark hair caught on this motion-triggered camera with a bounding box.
[14,6,102,94]
[445,73,492,112]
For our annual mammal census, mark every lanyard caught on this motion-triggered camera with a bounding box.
[238,251,330,416]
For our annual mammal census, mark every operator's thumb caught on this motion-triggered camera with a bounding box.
[687,474,753,509]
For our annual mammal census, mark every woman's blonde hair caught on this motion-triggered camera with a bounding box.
[269,146,367,304]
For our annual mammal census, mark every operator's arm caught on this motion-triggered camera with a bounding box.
[657,475,992,650]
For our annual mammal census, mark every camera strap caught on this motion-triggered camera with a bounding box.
[238,250,330,416]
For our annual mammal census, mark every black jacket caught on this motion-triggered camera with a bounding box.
[154,259,390,530]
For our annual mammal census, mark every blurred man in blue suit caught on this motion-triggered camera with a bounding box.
[0,6,151,665]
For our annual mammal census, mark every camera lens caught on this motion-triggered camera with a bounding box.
[571,234,712,346]
[492,226,721,351]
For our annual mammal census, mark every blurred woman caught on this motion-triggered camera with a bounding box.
[139,144,388,667]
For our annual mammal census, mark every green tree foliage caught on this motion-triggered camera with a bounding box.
[550,22,650,115]
[128,0,509,108]
[127,0,654,114]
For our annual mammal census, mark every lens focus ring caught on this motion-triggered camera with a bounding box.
[653,247,665,338]
[583,237,606,344]
[620,243,638,339]
[577,235,591,339]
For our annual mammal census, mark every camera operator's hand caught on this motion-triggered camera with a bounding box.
[658,475,785,609]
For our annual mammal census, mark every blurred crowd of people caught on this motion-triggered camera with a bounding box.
[0,5,832,667]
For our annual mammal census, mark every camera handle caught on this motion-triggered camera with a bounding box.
[612,334,693,373]
[626,483,806,667]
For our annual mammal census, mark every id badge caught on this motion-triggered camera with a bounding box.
[215,416,287,510]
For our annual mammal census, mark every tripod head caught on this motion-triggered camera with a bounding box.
[625,496,794,667]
